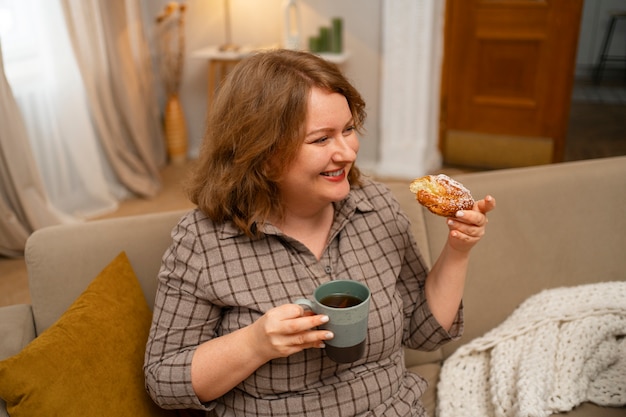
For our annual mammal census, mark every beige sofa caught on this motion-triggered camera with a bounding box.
[1,156,625,416]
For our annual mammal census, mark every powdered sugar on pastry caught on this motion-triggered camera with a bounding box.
[409,174,474,217]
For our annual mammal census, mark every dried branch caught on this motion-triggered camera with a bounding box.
[155,2,186,95]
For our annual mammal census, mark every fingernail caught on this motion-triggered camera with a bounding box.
[456,211,465,218]
[320,315,329,323]
[448,219,454,226]
[325,332,334,339]
[319,342,326,348]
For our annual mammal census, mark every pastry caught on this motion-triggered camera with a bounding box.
[409,174,474,217]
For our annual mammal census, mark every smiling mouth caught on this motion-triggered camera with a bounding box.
[321,169,344,177]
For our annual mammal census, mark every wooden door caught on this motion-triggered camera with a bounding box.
[440,0,584,168]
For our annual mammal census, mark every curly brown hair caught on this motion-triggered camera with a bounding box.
[186,49,367,238]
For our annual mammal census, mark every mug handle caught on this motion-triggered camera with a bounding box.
[294,298,315,313]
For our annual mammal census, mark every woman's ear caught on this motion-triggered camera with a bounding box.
[261,157,279,183]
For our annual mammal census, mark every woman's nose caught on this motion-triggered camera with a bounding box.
[332,135,359,161]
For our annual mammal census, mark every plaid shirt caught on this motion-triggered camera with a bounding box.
[144,178,463,416]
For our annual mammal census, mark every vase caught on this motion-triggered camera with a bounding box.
[164,93,188,164]
[282,0,301,50]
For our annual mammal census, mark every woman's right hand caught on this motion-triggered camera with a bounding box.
[192,303,332,402]
[251,303,334,361]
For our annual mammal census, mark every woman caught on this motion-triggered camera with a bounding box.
[144,49,495,416]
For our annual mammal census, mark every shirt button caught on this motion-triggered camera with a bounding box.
[324,266,332,274]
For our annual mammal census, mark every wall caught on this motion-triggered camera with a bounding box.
[142,0,382,166]
[377,0,445,178]
[575,0,626,78]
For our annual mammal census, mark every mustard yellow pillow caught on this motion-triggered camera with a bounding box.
[0,252,175,417]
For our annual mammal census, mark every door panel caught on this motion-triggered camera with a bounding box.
[441,0,583,168]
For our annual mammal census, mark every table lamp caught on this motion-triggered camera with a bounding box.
[219,0,238,51]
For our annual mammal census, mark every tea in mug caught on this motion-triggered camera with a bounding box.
[319,293,366,362]
[319,294,363,309]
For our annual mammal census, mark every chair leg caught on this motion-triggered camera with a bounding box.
[593,15,618,84]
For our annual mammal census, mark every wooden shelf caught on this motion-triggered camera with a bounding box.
[314,51,350,64]
[191,46,351,108]
[191,46,350,65]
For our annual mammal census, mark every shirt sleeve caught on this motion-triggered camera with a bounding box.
[394,207,464,351]
[144,213,220,410]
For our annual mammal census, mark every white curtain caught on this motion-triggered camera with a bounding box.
[0,0,166,255]
[61,0,166,198]
[0,39,72,257]
[2,0,124,218]
[378,0,445,178]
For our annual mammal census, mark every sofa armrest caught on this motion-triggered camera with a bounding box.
[0,304,35,417]
[0,304,35,361]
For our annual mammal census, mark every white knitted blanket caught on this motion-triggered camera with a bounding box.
[437,281,626,417]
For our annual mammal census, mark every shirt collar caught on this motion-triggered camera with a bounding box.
[330,184,374,238]
[217,184,375,240]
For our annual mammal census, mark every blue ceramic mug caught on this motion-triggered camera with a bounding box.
[295,280,370,363]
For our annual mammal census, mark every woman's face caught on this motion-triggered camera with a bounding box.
[277,87,359,214]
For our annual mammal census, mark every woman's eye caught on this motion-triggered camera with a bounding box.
[343,126,356,135]
[314,136,329,144]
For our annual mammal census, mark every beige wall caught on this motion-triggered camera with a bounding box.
[144,0,382,166]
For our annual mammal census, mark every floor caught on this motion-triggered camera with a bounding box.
[565,76,626,161]
[1,77,625,308]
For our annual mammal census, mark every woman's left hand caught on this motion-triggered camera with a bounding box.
[446,195,496,252]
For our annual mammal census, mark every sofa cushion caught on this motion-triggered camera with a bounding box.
[0,304,35,361]
[422,157,626,360]
[407,363,441,417]
[0,252,174,417]
[25,210,188,336]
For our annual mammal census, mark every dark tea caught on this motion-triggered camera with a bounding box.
[319,294,363,309]
[320,292,367,363]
